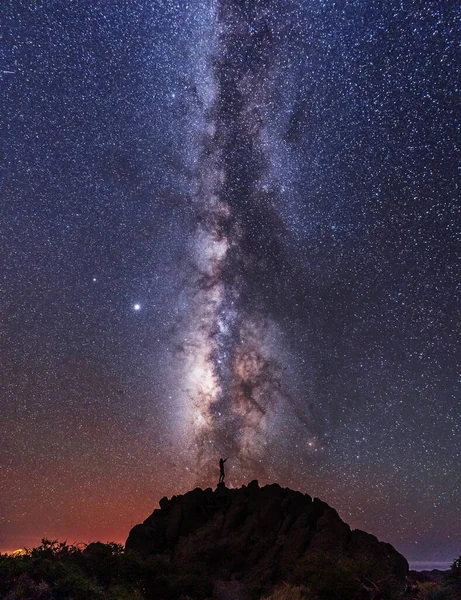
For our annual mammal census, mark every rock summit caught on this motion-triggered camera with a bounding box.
[126,481,408,595]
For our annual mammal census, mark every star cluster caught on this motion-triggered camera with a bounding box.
[1,0,459,567]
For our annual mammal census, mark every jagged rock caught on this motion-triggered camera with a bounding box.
[348,529,408,580]
[126,482,408,593]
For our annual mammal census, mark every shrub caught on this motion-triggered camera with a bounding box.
[292,553,370,600]
[3,574,53,600]
[0,540,148,600]
[448,556,461,583]
[415,582,450,600]
[290,552,405,600]
[262,582,313,600]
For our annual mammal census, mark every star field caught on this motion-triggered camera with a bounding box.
[1,0,460,568]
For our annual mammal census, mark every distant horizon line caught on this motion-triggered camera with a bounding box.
[409,561,452,571]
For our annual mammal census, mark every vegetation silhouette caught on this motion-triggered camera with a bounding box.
[1,538,460,599]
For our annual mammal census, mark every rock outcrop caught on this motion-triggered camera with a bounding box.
[126,481,408,593]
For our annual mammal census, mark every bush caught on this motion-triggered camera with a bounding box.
[448,556,461,583]
[415,582,450,600]
[292,553,369,600]
[0,553,29,595]
[290,552,404,600]
[262,582,313,600]
[0,540,146,600]
[2,574,53,600]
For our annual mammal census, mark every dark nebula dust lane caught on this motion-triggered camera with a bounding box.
[1,0,460,566]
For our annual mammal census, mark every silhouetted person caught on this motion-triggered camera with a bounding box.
[219,457,228,484]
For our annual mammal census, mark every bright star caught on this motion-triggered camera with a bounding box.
[133,304,141,311]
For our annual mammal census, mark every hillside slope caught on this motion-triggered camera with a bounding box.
[126,481,408,597]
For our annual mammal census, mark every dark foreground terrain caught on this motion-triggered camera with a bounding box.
[1,483,460,599]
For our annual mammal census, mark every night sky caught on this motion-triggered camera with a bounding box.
[1,0,460,569]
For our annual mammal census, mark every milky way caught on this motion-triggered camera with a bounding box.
[1,0,459,566]
[176,0,318,483]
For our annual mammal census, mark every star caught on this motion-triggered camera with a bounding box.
[1,0,458,567]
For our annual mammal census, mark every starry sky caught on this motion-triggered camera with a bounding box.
[1,0,460,568]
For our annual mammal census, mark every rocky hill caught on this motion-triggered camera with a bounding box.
[126,481,408,597]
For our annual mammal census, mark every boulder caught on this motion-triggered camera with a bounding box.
[126,483,408,594]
